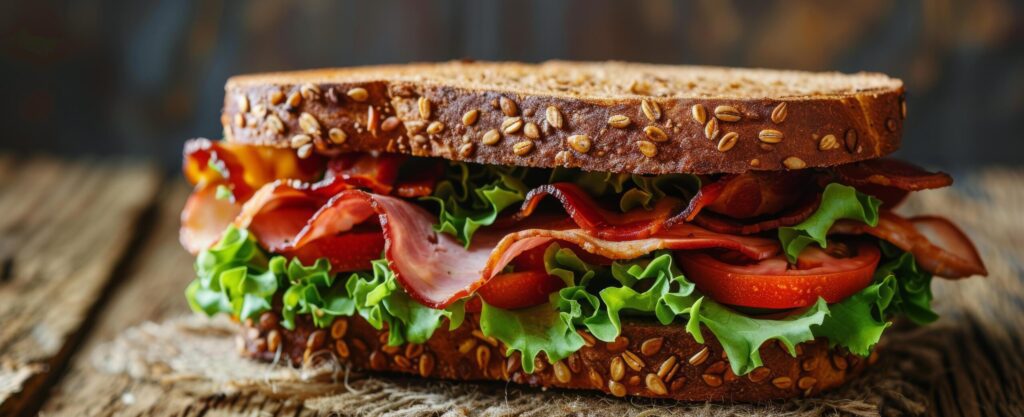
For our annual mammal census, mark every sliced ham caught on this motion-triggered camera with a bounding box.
[831,211,987,278]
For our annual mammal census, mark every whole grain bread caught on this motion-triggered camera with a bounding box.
[223,61,905,174]
[241,311,872,402]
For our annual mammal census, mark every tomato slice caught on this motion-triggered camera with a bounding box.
[677,241,881,309]
[475,270,565,310]
[284,229,385,273]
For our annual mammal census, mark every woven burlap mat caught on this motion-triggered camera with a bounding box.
[93,177,1024,416]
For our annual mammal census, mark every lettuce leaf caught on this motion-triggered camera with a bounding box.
[185,226,275,321]
[812,249,937,355]
[346,259,464,345]
[480,299,585,373]
[424,163,529,246]
[778,183,881,262]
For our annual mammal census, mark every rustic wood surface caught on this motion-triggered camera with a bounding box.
[0,156,1019,417]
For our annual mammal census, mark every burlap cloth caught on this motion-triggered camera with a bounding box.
[93,178,1024,416]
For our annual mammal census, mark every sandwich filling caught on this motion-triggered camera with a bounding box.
[181,138,986,375]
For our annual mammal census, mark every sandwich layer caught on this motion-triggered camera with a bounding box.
[240,311,871,402]
[223,61,905,174]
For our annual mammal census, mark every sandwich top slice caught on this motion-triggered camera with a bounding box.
[181,61,986,402]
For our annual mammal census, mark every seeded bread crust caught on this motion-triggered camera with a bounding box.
[240,311,872,402]
[222,61,905,174]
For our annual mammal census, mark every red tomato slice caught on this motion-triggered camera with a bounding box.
[677,241,881,309]
[475,270,565,310]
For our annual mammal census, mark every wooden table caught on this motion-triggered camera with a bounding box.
[0,157,1020,417]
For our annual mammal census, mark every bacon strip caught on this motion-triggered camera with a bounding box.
[517,183,685,240]
[835,158,953,191]
[832,211,987,278]
[692,194,821,235]
[183,138,324,201]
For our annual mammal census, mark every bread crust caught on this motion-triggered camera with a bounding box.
[222,61,905,174]
[240,311,872,402]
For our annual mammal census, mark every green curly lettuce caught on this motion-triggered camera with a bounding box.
[346,259,464,346]
[811,248,936,355]
[185,226,276,321]
[778,183,882,262]
[279,256,353,330]
[424,163,529,246]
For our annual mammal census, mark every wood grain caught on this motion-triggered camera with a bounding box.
[0,157,160,416]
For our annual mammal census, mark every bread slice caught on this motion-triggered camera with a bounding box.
[240,311,871,402]
[223,61,905,174]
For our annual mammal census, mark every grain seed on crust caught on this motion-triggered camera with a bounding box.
[265,114,284,134]
[553,361,572,383]
[236,94,249,113]
[419,352,435,377]
[818,134,840,151]
[771,102,788,124]
[286,92,302,109]
[691,104,707,124]
[702,374,723,387]
[714,105,742,122]
[747,367,771,383]
[418,96,432,120]
[290,134,312,148]
[233,113,245,128]
[610,357,625,381]
[426,121,445,135]
[567,134,591,153]
[462,109,479,126]
[524,122,540,139]
[475,345,491,371]
[645,373,668,395]
[758,129,784,143]
[783,156,807,169]
[608,115,631,128]
[251,104,267,119]
[546,106,564,129]
[330,319,348,339]
[299,112,321,135]
[499,96,518,116]
[772,376,793,389]
[381,116,401,132]
[688,346,710,366]
[458,142,475,158]
[640,337,663,356]
[335,340,350,358]
[346,87,369,102]
[268,89,285,105]
[502,116,523,134]
[657,356,677,380]
[844,129,859,153]
[622,350,645,371]
[608,380,627,397]
[644,125,668,142]
[717,132,739,152]
[886,118,897,132]
[300,83,321,101]
[798,376,817,390]
[637,140,657,158]
[482,129,501,145]
[512,140,533,156]
[328,128,347,144]
[704,118,720,140]
[641,99,661,121]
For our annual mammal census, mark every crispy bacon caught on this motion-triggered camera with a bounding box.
[835,158,953,191]
[692,193,821,235]
[704,172,811,219]
[517,183,685,240]
[831,211,986,278]
[180,183,241,254]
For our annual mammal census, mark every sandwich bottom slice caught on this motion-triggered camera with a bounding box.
[180,139,986,401]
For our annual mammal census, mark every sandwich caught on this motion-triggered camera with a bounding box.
[180,61,987,401]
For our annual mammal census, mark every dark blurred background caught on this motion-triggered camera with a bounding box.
[1,0,1022,172]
